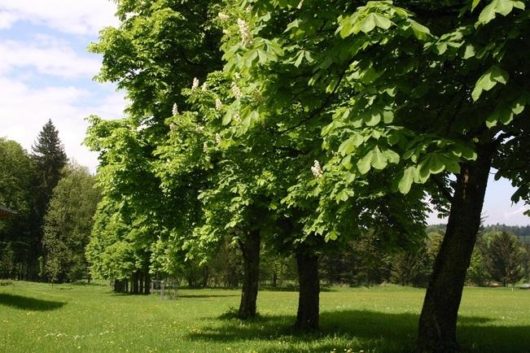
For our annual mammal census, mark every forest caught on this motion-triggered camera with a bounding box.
[1,1,530,353]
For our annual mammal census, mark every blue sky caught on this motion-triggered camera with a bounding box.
[0,1,527,226]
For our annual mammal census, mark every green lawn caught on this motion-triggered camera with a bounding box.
[1,282,529,353]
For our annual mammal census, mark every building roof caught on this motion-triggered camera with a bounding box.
[0,206,16,219]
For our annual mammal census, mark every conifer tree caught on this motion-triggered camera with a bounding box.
[30,119,67,279]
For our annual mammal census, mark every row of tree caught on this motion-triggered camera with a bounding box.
[85,1,530,352]
[0,121,99,282]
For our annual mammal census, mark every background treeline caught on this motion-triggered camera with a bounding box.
[0,120,100,282]
[129,226,529,290]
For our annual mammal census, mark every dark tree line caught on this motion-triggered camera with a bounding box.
[0,120,99,282]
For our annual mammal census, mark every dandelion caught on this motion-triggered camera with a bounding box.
[218,12,229,21]
[311,160,323,178]
[237,18,252,46]
[172,103,179,116]
[192,77,200,90]
[231,82,242,99]
[215,98,223,110]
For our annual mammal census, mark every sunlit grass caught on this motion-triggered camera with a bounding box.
[1,282,530,352]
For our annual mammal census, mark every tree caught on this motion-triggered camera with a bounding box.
[0,138,35,279]
[31,119,68,279]
[483,231,526,286]
[217,0,530,349]
[32,119,68,217]
[217,0,429,330]
[42,164,100,282]
[87,0,224,296]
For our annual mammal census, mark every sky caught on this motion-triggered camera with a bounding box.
[0,1,528,226]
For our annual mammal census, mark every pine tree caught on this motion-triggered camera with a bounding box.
[29,119,68,279]
[32,120,68,203]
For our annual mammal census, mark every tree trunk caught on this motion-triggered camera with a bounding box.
[144,272,151,295]
[417,143,494,353]
[238,229,261,319]
[295,246,320,330]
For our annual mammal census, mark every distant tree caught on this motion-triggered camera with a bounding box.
[483,232,526,286]
[42,164,100,282]
[0,138,35,279]
[391,235,438,288]
[32,120,68,215]
[30,119,67,279]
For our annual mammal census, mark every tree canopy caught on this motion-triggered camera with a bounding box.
[85,0,530,351]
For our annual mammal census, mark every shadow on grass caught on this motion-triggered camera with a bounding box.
[0,293,65,311]
[187,310,530,353]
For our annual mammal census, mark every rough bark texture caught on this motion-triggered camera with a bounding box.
[295,247,320,330]
[417,143,494,353]
[238,229,261,319]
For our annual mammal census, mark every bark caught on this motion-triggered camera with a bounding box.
[238,229,261,319]
[295,247,320,330]
[144,272,151,295]
[417,143,494,353]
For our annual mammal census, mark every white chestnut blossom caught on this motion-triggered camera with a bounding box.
[231,82,242,99]
[201,82,208,91]
[215,133,221,144]
[218,12,229,21]
[215,98,223,110]
[192,77,199,90]
[172,103,179,116]
[311,160,323,178]
[237,18,252,46]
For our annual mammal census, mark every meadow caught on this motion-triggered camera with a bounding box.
[1,282,530,353]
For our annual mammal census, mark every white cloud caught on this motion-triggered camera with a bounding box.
[0,0,118,35]
[0,39,101,78]
[0,1,125,171]
[0,76,126,172]
[0,11,17,29]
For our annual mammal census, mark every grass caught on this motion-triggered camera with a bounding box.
[1,282,530,353]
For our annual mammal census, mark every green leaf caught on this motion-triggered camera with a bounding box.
[477,0,525,26]
[471,65,509,101]
[398,166,415,194]
[383,149,400,164]
[338,16,354,38]
[410,20,431,40]
[472,0,482,10]
[222,112,232,125]
[371,147,387,170]
[463,44,476,59]
[359,14,377,33]
[382,110,394,124]
[338,137,356,155]
[294,50,305,67]
[372,13,393,30]
[341,155,353,169]
[365,111,381,126]
[357,151,373,174]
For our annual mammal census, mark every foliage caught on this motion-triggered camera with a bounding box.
[86,0,225,287]
[482,231,526,286]
[0,138,35,278]
[42,164,100,282]
[31,119,68,220]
